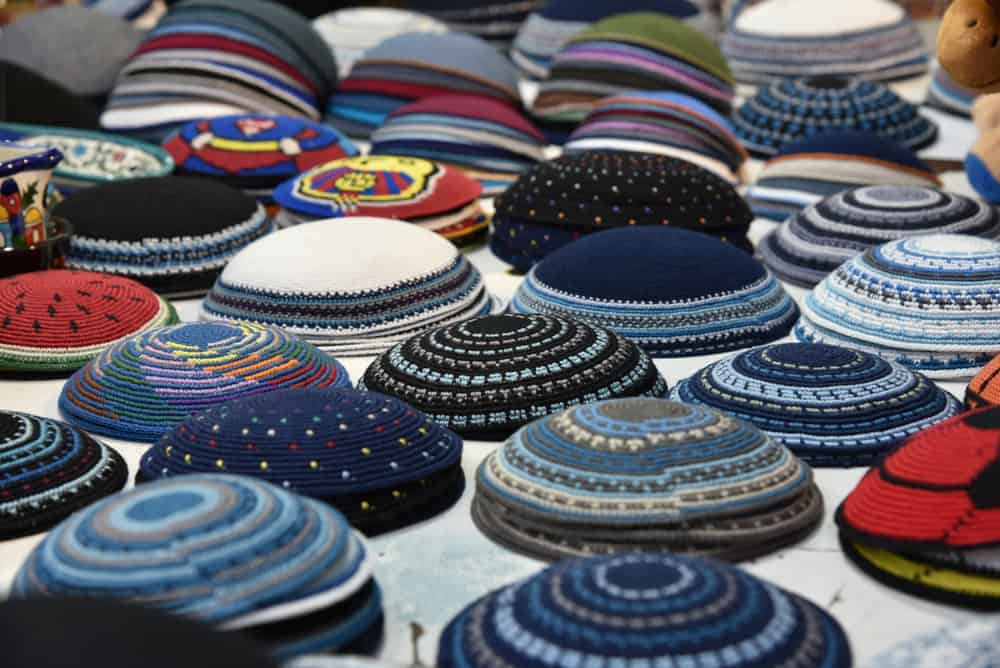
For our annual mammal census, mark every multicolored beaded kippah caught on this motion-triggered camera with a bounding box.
[14,474,382,659]
[474,398,823,561]
[437,553,853,668]
[0,270,177,374]
[671,343,963,467]
[359,314,670,440]
[140,387,464,535]
[59,321,351,443]
[837,406,1000,608]
[0,410,127,539]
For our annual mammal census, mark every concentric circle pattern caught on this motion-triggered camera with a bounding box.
[359,314,670,440]
[733,77,937,157]
[473,398,822,561]
[671,343,963,466]
[437,553,853,668]
[0,410,127,539]
[140,387,464,534]
[760,185,1000,288]
[0,270,177,373]
[796,234,1000,378]
[13,474,380,654]
[59,321,351,442]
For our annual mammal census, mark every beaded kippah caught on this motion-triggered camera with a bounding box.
[510,226,797,356]
[0,270,177,374]
[474,398,823,561]
[201,218,495,357]
[796,234,1000,379]
[733,77,937,157]
[59,321,351,443]
[14,474,382,658]
[760,185,1000,288]
[359,314,670,440]
[671,343,963,467]
[140,387,464,535]
[837,406,1000,608]
[0,410,127,539]
[437,553,853,668]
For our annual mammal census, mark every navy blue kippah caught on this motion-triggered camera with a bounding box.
[541,0,699,21]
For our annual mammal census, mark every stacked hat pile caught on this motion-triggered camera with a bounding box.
[312,8,448,78]
[140,387,465,534]
[14,475,384,658]
[510,226,798,356]
[406,0,543,47]
[163,114,358,204]
[797,234,1000,378]
[272,156,488,246]
[746,131,941,222]
[326,32,521,139]
[56,176,273,297]
[201,219,495,357]
[59,321,351,442]
[0,270,177,374]
[473,398,823,560]
[733,77,938,157]
[721,0,928,84]
[491,151,754,272]
[926,66,978,117]
[672,343,963,467]
[511,0,718,78]
[532,13,735,125]
[837,406,1000,609]
[438,556,852,668]
[359,314,670,439]
[100,0,339,142]
[369,96,547,196]
[760,185,1000,288]
[564,92,748,184]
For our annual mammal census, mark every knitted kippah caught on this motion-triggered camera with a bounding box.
[837,406,1000,608]
[721,0,928,84]
[272,156,487,246]
[0,123,174,194]
[491,151,753,272]
[0,410,127,539]
[57,176,273,297]
[438,553,852,668]
[796,234,1000,379]
[59,321,351,443]
[359,314,670,440]
[327,32,521,139]
[0,62,101,130]
[510,226,797,356]
[733,77,938,157]
[140,387,464,535]
[369,95,547,196]
[747,131,941,223]
[405,0,543,47]
[868,620,1000,668]
[474,398,822,560]
[201,218,495,357]
[672,343,963,467]
[532,12,735,122]
[1,598,280,668]
[164,115,358,204]
[0,270,177,374]
[966,353,1000,408]
[759,185,1000,288]
[927,66,978,118]
[13,474,382,658]
[564,92,748,184]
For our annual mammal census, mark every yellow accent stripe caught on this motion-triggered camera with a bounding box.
[854,542,1000,596]
[210,138,281,152]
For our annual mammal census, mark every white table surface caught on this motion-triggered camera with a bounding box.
[0,73,992,668]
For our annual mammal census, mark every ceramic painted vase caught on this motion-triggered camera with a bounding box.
[0,143,63,249]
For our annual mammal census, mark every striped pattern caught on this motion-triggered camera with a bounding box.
[201,219,496,357]
[59,321,350,443]
[474,398,821,560]
[926,66,978,117]
[672,343,962,467]
[408,0,543,47]
[13,474,381,658]
[796,235,1000,379]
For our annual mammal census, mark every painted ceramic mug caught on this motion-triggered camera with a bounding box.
[0,142,63,249]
